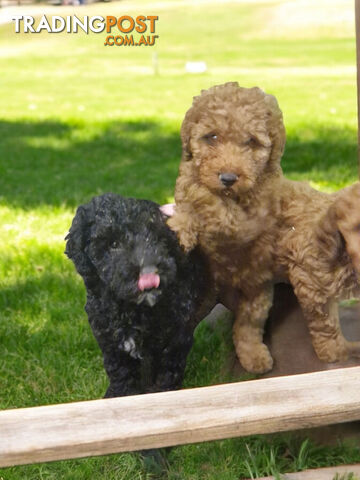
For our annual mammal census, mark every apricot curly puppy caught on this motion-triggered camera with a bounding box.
[168,82,360,374]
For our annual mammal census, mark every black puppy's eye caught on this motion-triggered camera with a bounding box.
[244,136,259,148]
[111,241,119,249]
[202,132,218,145]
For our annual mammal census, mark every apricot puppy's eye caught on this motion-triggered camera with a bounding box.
[244,137,259,148]
[202,132,218,145]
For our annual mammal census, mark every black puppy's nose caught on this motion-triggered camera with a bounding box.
[219,173,238,187]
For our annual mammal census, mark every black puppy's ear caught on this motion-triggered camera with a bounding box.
[65,203,97,282]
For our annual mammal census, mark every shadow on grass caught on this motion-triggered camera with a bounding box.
[0,119,358,210]
[0,118,181,209]
[0,267,106,408]
[283,126,358,187]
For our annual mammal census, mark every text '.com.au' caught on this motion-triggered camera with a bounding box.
[11,15,159,47]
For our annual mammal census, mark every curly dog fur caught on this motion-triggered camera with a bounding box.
[168,82,360,373]
[66,193,208,397]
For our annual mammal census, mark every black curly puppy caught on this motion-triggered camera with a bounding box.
[65,193,209,398]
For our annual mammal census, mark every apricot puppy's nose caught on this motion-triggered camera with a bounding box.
[219,173,238,187]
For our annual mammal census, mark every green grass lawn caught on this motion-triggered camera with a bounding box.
[1,0,360,478]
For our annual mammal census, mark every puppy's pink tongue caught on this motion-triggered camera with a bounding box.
[138,273,160,291]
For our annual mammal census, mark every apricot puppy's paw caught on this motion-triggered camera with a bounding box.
[167,217,198,252]
[347,340,360,358]
[237,342,274,374]
[313,336,349,363]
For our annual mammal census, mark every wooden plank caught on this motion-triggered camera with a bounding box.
[356,0,360,175]
[256,463,360,479]
[1,367,360,468]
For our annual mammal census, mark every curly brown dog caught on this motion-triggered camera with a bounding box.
[168,82,360,374]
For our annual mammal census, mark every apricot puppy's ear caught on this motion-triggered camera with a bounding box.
[264,93,286,168]
[65,202,98,284]
[335,182,360,273]
[180,110,195,162]
[180,124,192,161]
[182,135,192,161]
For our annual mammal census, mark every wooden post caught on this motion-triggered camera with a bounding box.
[355,0,360,175]
[256,464,360,480]
[1,367,360,468]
